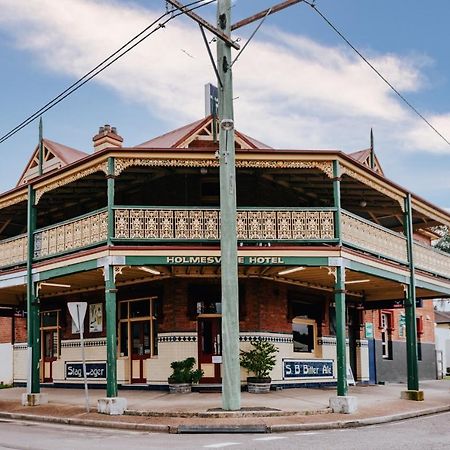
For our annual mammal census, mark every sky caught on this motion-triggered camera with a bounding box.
[1,0,450,208]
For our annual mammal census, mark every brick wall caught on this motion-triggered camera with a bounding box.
[0,317,12,343]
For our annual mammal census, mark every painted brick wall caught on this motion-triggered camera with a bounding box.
[365,300,435,344]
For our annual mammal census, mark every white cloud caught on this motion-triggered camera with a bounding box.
[0,0,448,158]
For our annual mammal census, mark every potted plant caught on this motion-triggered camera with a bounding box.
[168,357,203,393]
[240,340,279,394]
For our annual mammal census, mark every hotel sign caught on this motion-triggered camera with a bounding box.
[166,256,286,265]
[283,359,334,380]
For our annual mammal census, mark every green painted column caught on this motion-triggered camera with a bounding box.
[217,0,240,411]
[334,264,348,396]
[26,185,40,394]
[105,265,118,398]
[403,193,419,391]
[333,160,342,244]
[107,157,115,246]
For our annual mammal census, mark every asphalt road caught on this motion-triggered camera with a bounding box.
[0,412,449,450]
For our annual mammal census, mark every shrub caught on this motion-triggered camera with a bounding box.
[240,340,278,381]
[168,357,203,384]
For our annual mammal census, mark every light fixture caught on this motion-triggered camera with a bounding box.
[359,200,367,208]
[138,266,161,275]
[220,118,234,131]
[39,282,71,288]
[200,167,208,175]
[278,266,305,276]
[345,279,371,285]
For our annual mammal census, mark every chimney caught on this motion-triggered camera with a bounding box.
[92,124,123,152]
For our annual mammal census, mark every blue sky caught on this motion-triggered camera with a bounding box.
[1,0,450,208]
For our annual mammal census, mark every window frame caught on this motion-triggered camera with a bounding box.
[292,317,317,355]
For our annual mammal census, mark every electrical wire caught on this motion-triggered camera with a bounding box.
[302,0,450,147]
[0,0,216,144]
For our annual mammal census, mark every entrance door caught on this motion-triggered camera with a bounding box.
[130,321,151,383]
[42,330,57,382]
[347,306,360,381]
[198,317,222,383]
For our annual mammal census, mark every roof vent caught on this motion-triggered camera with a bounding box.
[92,124,123,152]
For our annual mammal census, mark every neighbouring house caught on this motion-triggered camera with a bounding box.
[435,310,450,377]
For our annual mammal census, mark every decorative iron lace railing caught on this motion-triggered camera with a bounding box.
[113,207,336,241]
[0,234,27,267]
[341,210,408,262]
[34,209,108,259]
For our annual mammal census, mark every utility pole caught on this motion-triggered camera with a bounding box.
[165,0,301,411]
[217,0,240,411]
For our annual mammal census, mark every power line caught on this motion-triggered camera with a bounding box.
[0,0,215,145]
[303,0,450,147]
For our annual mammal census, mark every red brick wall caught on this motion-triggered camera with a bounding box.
[0,317,12,343]
[15,317,27,343]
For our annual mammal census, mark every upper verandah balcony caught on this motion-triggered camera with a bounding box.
[0,117,449,280]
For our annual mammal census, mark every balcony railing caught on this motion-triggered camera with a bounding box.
[0,206,450,280]
[113,207,336,241]
[34,209,108,259]
[0,234,27,267]
[341,210,408,263]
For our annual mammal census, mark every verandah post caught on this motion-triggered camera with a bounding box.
[26,184,40,395]
[105,264,118,398]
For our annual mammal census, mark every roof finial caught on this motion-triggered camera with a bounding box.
[369,128,375,169]
[38,117,44,176]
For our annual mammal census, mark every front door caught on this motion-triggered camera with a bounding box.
[198,317,222,383]
[130,321,151,383]
[42,330,57,382]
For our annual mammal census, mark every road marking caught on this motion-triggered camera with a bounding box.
[253,436,287,441]
[203,443,240,448]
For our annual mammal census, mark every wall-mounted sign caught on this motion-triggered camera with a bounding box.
[65,362,106,380]
[283,359,334,380]
[365,322,374,339]
[89,303,103,333]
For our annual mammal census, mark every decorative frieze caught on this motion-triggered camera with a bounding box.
[114,157,334,178]
[0,193,28,211]
[115,208,335,241]
[35,162,108,204]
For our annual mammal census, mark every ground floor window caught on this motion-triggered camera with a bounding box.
[292,317,316,353]
[118,297,158,358]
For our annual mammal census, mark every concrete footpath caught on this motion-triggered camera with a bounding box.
[0,380,449,434]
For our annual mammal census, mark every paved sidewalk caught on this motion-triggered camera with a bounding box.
[0,380,448,433]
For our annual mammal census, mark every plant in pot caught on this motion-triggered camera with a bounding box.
[240,340,279,394]
[168,357,203,394]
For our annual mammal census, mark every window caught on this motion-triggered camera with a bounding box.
[293,318,316,354]
[118,298,159,358]
[416,316,423,361]
[380,311,393,360]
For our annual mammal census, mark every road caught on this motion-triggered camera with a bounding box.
[0,412,449,450]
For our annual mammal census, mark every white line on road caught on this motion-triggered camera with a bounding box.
[295,432,321,435]
[203,443,240,448]
[253,436,287,441]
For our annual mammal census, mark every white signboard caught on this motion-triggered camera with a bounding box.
[68,302,87,333]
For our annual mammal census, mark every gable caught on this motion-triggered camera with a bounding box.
[348,148,385,176]
[17,139,88,186]
[136,116,272,150]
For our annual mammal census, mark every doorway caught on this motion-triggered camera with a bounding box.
[130,321,151,383]
[197,316,222,383]
[118,297,158,384]
[40,310,60,383]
